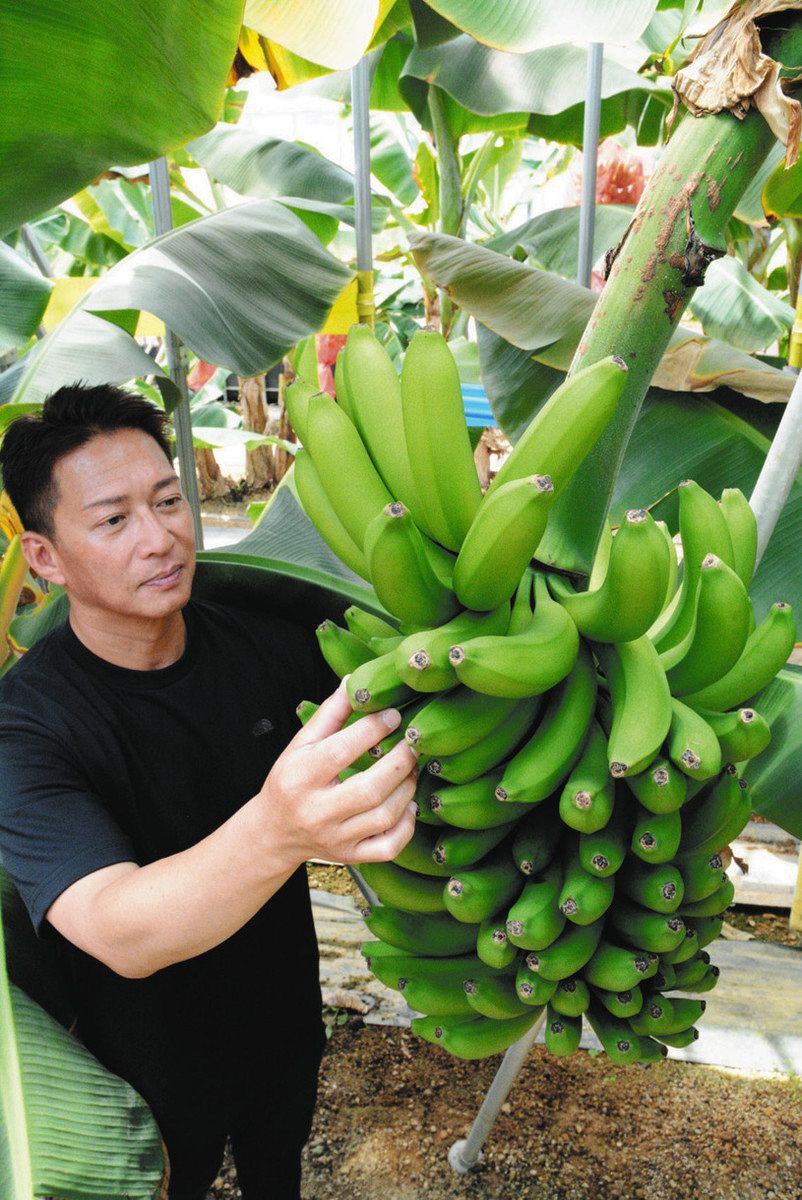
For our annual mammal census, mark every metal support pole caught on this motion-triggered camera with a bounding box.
[148,157,204,548]
[346,865,379,908]
[20,224,52,277]
[577,43,604,288]
[449,1009,547,1174]
[749,368,802,568]
[351,56,375,327]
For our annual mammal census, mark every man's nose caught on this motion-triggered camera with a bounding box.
[137,507,174,553]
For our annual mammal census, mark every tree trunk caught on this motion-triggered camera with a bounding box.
[194,448,230,501]
[240,375,275,490]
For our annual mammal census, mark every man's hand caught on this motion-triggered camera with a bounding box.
[256,678,419,867]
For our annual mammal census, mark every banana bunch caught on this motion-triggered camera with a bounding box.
[290,326,796,1065]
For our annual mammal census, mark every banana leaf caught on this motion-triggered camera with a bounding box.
[9,202,352,406]
[421,0,659,50]
[0,885,165,1199]
[0,244,51,355]
[399,37,672,146]
[410,230,794,404]
[243,0,383,69]
[744,665,802,840]
[688,257,795,354]
[0,0,243,237]
[486,205,635,280]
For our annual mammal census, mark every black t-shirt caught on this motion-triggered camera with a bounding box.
[0,598,335,1122]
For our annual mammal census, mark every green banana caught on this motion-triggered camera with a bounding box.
[655,520,680,615]
[476,910,518,969]
[624,757,687,815]
[505,864,566,952]
[523,918,604,982]
[618,857,684,914]
[359,861,447,914]
[660,555,751,697]
[559,721,615,834]
[667,699,722,781]
[544,1009,583,1057]
[660,926,701,965]
[584,940,660,993]
[607,899,686,953]
[449,573,579,698]
[558,847,615,925]
[413,772,447,826]
[304,390,393,547]
[426,696,541,784]
[362,905,479,956]
[340,324,423,526]
[444,846,524,924]
[696,706,771,764]
[393,823,453,877]
[486,356,628,499]
[430,770,530,830]
[344,606,398,642]
[333,349,354,420]
[508,570,535,634]
[668,954,713,991]
[596,637,673,778]
[586,1003,642,1065]
[283,378,318,444]
[590,985,643,1019]
[682,601,796,711]
[495,644,597,804]
[399,974,475,1017]
[316,619,375,678]
[578,798,629,877]
[682,914,724,949]
[674,849,728,903]
[511,798,564,876]
[369,634,405,656]
[638,1036,670,1064]
[631,805,682,864]
[685,964,721,993]
[515,962,559,1006]
[412,1010,541,1060]
[631,996,705,1037]
[653,960,678,991]
[395,604,510,693]
[463,973,531,1019]
[718,487,757,589]
[678,876,734,917]
[678,765,751,857]
[550,976,590,1018]
[364,502,459,628]
[405,688,518,757]
[649,479,735,653]
[363,943,513,989]
[433,822,519,871]
[547,509,671,643]
[453,475,555,611]
[346,647,414,713]
[293,448,370,578]
[656,1027,700,1048]
[400,327,482,550]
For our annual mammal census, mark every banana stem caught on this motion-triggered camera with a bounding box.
[0,536,27,668]
[542,18,802,576]
[428,86,463,239]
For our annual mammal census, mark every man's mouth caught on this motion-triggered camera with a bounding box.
[142,564,184,588]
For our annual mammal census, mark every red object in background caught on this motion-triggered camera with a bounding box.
[316,334,346,397]
[186,359,218,393]
[571,140,646,207]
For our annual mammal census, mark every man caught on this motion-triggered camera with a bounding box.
[0,383,418,1199]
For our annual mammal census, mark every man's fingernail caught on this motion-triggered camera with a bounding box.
[381,707,402,729]
[340,674,351,688]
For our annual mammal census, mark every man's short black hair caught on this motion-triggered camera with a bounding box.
[0,382,173,539]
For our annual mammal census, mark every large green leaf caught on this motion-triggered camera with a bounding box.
[0,1,243,237]
[243,0,381,69]
[0,890,165,1199]
[689,256,795,353]
[399,38,671,145]
[410,230,794,403]
[11,202,352,404]
[0,244,51,355]
[743,666,802,839]
[423,0,659,51]
[27,211,129,271]
[486,205,635,280]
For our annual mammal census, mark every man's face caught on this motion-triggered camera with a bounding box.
[37,428,196,624]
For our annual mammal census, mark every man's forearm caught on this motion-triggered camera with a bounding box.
[92,795,299,978]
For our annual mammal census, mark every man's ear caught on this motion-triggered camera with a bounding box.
[20,530,66,586]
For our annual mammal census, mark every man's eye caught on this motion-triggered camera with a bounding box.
[105,515,125,527]
[159,496,183,508]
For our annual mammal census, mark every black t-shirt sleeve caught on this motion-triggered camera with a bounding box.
[0,707,138,937]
